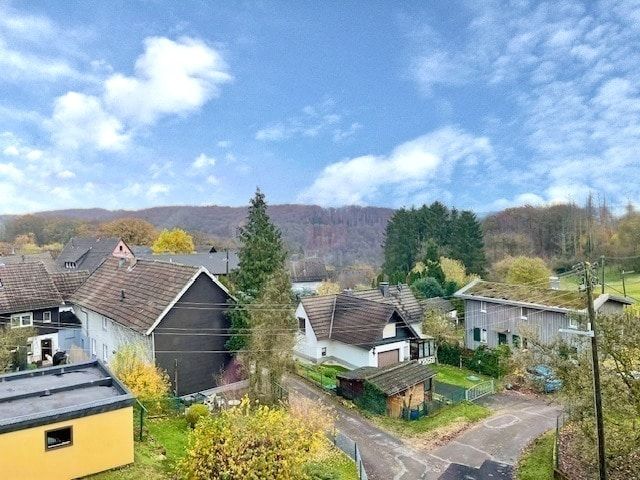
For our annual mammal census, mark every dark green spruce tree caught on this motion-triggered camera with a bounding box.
[226,188,287,351]
[449,210,487,276]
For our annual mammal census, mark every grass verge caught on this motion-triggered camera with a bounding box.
[516,431,555,480]
[371,401,491,438]
[296,362,349,389]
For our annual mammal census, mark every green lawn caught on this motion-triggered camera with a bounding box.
[432,364,492,389]
[305,450,359,480]
[560,268,640,299]
[296,362,349,389]
[516,431,555,480]
[372,401,491,437]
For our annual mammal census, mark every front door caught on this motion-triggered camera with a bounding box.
[41,339,53,361]
[378,349,399,367]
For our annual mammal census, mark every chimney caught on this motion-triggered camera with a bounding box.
[549,276,560,290]
[379,281,389,297]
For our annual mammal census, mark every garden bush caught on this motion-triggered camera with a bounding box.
[462,345,511,378]
[355,382,387,415]
[185,403,210,428]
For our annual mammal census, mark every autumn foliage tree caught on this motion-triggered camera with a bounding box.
[151,228,195,253]
[491,256,551,287]
[0,326,35,372]
[99,217,158,245]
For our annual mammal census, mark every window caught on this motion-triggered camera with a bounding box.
[10,312,33,328]
[512,335,521,348]
[297,317,306,334]
[102,317,108,331]
[43,311,51,323]
[498,333,507,345]
[568,317,578,329]
[45,426,72,450]
[480,301,487,313]
[64,262,76,269]
[480,328,488,343]
[119,245,123,252]
[520,307,528,320]
[382,322,396,339]
[91,338,96,356]
[321,347,327,357]
[103,344,108,362]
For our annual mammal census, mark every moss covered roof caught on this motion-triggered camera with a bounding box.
[464,281,589,310]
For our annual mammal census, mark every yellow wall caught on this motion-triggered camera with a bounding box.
[0,406,134,480]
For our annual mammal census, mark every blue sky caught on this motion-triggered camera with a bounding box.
[1,0,640,214]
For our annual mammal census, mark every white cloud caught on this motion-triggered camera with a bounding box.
[298,127,492,206]
[255,99,359,142]
[0,162,24,182]
[217,140,231,148]
[57,170,76,179]
[104,37,232,125]
[192,153,216,169]
[48,92,129,151]
[146,183,170,199]
[3,145,19,156]
[205,175,219,185]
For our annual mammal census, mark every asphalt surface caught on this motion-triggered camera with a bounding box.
[286,376,561,480]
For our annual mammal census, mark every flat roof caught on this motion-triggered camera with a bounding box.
[0,360,134,434]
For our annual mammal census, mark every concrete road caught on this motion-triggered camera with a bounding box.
[286,376,561,480]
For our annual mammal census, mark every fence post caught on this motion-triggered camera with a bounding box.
[354,442,357,461]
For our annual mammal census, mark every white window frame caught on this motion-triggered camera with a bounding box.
[91,338,96,356]
[520,307,528,320]
[480,301,487,313]
[480,328,488,343]
[102,344,108,362]
[321,347,327,357]
[11,312,33,328]
[102,317,108,331]
[43,311,52,323]
[568,317,578,329]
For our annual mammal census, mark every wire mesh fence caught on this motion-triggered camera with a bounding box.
[331,430,369,480]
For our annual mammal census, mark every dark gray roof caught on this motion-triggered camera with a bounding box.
[337,360,435,396]
[70,257,225,333]
[420,297,455,314]
[301,293,417,349]
[135,251,239,275]
[0,360,134,434]
[131,245,152,256]
[290,258,328,283]
[0,252,56,273]
[56,237,125,273]
[351,284,424,324]
[50,271,90,301]
[0,262,63,315]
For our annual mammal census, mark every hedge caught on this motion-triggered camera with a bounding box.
[438,342,511,378]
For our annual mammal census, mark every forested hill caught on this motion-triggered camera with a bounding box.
[0,204,394,266]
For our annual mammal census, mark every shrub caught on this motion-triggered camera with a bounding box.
[462,345,511,378]
[411,277,445,299]
[438,342,463,367]
[109,343,170,411]
[180,397,325,479]
[185,404,210,428]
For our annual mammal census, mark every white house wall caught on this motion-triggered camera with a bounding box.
[74,305,151,364]
[27,332,58,363]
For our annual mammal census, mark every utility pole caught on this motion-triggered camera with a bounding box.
[600,255,605,294]
[584,262,607,480]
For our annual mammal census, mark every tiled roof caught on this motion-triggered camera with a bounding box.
[70,257,201,333]
[289,258,328,283]
[0,252,56,273]
[50,271,90,301]
[337,360,435,396]
[56,237,125,273]
[0,262,63,315]
[351,284,424,324]
[301,293,413,349]
[135,251,239,275]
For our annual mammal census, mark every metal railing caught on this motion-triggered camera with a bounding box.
[465,379,495,402]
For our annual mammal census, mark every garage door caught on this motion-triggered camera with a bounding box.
[377,349,399,367]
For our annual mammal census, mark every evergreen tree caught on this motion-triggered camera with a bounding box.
[449,210,487,276]
[227,189,287,351]
[382,208,419,282]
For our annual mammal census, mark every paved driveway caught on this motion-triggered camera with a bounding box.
[286,377,561,480]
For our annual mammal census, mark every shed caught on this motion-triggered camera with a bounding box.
[336,361,435,418]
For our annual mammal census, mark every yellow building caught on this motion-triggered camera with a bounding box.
[0,359,135,480]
